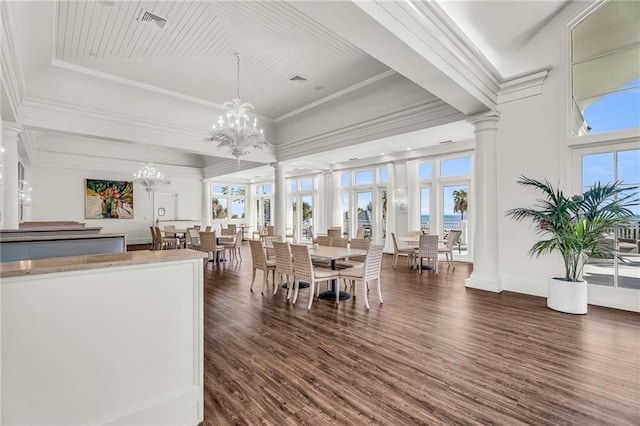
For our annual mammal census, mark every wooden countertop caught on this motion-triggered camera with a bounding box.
[0,232,127,243]
[0,249,208,278]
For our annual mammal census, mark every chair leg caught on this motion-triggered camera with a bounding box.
[261,271,268,295]
[307,281,315,311]
[292,278,300,304]
[376,278,383,305]
[335,280,340,305]
[250,268,257,291]
[392,253,398,268]
[273,272,281,295]
[363,279,370,310]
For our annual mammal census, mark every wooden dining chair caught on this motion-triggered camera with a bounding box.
[272,241,294,297]
[439,230,461,268]
[327,227,341,239]
[221,230,243,263]
[197,231,223,264]
[316,235,331,246]
[155,226,178,250]
[339,244,384,310]
[415,234,439,274]
[248,239,276,295]
[391,232,415,268]
[186,227,200,249]
[336,238,370,269]
[290,244,340,310]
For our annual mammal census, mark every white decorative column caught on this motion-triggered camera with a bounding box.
[324,170,334,228]
[202,180,211,229]
[2,125,21,229]
[466,111,503,293]
[272,162,286,238]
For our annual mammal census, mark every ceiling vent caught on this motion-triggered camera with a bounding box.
[289,75,307,83]
[137,9,167,30]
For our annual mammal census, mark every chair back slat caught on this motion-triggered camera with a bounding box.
[327,228,341,239]
[316,235,331,246]
[349,238,370,251]
[418,234,439,258]
[330,237,349,248]
[290,244,314,282]
[447,230,462,249]
[364,244,385,281]
[198,231,216,252]
[272,241,293,275]
[249,239,268,269]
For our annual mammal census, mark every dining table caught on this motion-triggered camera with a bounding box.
[308,245,367,300]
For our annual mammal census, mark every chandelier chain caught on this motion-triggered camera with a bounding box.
[235,53,241,100]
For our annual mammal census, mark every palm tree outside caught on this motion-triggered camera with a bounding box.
[453,189,468,221]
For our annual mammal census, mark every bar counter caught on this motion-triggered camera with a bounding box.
[0,248,207,278]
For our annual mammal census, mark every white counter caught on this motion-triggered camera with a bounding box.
[1,250,207,425]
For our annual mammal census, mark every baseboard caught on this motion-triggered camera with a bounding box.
[502,275,547,298]
[465,273,503,293]
[99,386,202,426]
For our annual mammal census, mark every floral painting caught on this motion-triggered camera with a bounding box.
[85,179,133,219]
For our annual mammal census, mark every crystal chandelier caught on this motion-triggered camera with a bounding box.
[204,53,269,169]
[133,162,165,197]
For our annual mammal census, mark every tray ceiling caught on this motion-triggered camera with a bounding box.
[54,0,390,118]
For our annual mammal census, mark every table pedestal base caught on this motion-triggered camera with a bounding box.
[318,290,350,301]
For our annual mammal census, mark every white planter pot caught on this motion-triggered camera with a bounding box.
[547,277,588,314]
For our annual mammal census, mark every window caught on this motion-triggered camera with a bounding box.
[211,184,246,220]
[571,1,640,135]
[418,162,432,179]
[355,170,374,185]
[289,176,315,241]
[580,148,640,289]
[440,157,471,177]
[341,167,388,244]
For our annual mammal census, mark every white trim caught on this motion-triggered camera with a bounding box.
[498,69,551,104]
[277,100,464,161]
[274,70,397,122]
[0,1,27,119]
[51,59,275,123]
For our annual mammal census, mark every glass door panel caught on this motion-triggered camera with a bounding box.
[263,199,271,225]
[301,195,313,242]
[442,184,468,256]
[420,187,430,234]
[342,192,350,238]
[357,191,373,239]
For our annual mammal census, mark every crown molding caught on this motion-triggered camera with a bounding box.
[1,2,26,120]
[31,150,203,179]
[51,59,275,124]
[277,100,464,162]
[274,70,397,122]
[498,68,551,104]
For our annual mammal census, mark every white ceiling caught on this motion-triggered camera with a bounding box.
[54,0,390,118]
[4,0,573,176]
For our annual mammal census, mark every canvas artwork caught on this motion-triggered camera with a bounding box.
[85,179,134,219]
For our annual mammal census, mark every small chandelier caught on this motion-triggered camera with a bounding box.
[133,162,165,196]
[19,179,32,206]
[204,53,269,169]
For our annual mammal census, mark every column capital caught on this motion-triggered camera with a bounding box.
[467,110,501,127]
[270,162,286,172]
[2,121,22,141]
[323,169,333,177]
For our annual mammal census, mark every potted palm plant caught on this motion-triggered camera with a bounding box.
[506,176,638,314]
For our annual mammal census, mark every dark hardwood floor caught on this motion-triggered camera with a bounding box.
[194,242,639,425]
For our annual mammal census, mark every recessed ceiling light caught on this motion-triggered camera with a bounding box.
[406,147,411,151]
[313,85,323,90]
[381,152,385,155]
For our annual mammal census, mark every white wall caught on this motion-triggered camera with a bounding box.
[494,3,640,311]
[29,154,203,245]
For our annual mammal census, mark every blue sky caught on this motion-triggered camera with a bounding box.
[582,78,640,133]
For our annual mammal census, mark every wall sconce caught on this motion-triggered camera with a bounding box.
[394,188,407,213]
[19,179,32,206]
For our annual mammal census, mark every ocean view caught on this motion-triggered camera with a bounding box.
[421,215,467,223]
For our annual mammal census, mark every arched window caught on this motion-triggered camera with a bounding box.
[571,1,640,135]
